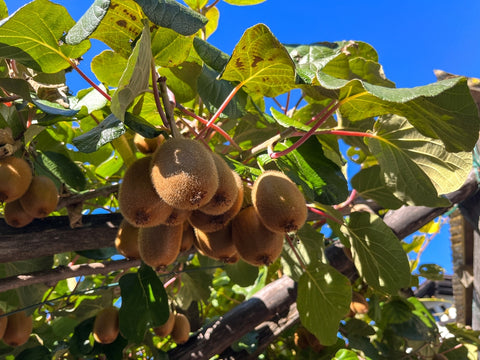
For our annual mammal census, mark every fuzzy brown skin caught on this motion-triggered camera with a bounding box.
[194,224,238,263]
[150,138,219,210]
[199,154,238,215]
[3,311,32,347]
[180,222,195,252]
[0,156,32,203]
[118,156,173,227]
[252,170,307,233]
[4,199,34,228]
[133,133,164,154]
[350,292,369,314]
[93,306,120,344]
[139,223,183,269]
[164,208,191,227]
[153,311,175,337]
[0,309,7,340]
[115,220,140,259]
[188,172,243,233]
[232,206,284,267]
[19,175,59,218]
[170,313,191,344]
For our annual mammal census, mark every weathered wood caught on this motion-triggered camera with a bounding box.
[0,213,123,263]
[168,276,297,360]
[0,258,141,292]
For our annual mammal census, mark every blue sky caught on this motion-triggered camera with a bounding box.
[5,0,479,275]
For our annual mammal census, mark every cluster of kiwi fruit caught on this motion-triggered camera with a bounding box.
[0,155,59,228]
[0,309,33,348]
[116,134,308,268]
[153,310,191,344]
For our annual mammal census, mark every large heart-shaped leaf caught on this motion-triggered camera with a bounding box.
[220,24,297,98]
[342,212,411,294]
[91,50,128,87]
[65,0,111,45]
[0,0,90,73]
[193,37,230,72]
[151,27,193,67]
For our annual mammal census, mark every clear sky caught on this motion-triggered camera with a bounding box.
[4,0,479,275]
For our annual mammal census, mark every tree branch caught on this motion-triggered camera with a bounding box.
[56,184,119,210]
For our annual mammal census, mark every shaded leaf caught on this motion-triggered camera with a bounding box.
[36,151,86,191]
[193,37,230,72]
[65,0,111,45]
[158,61,202,103]
[91,50,128,87]
[76,247,117,260]
[220,24,296,97]
[0,0,90,73]
[124,112,164,138]
[418,263,445,281]
[225,260,259,287]
[111,20,151,122]
[16,346,51,360]
[134,0,208,36]
[72,114,126,153]
[0,78,31,101]
[342,212,411,294]
[176,269,212,310]
[119,264,169,344]
[297,263,351,346]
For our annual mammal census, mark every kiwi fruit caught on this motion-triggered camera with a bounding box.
[199,154,238,215]
[164,208,191,227]
[134,133,164,154]
[19,175,59,218]
[252,170,307,233]
[232,206,284,266]
[350,292,369,315]
[115,219,140,259]
[93,306,119,344]
[0,309,7,340]
[138,223,183,270]
[170,313,190,344]
[118,156,173,227]
[4,199,34,228]
[0,156,32,203]
[150,138,219,210]
[153,311,175,337]
[188,173,244,233]
[294,326,324,352]
[194,224,238,263]
[180,222,195,252]
[2,311,32,347]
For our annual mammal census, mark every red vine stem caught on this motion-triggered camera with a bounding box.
[308,206,343,225]
[163,276,178,289]
[151,61,169,129]
[285,234,307,270]
[284,91,291,115]
[69,60,111,101]
[334,189,358,210]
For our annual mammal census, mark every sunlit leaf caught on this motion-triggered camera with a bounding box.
[151,27,193,67]
[202,6,219,39]
[36,151,87,191]
[223,0,266,5]
[91,50,128,87]
[158,61,202,103]
[0,0,90,73]
[418,263,445,281]
[65,0,111,45]
[220,24,297,97]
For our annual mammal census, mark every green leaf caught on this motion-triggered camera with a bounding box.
[0,0,90,73]
[152,27,193,67]
[193,37,230,72]
[197,65,247,119]
[0,1,7,20]
[418,263,445,281]
[134,0,208,36]
[91,50,128,87]
[183,0,208,9]
[119,264,169,344]
[223,0,266,5]
[0,78,31,101]
[158,61,202,103]
[351,165,405,210]
[342,212,411,294]
[36,151,86,191]
[438,338,469,360]
[225,260,259,287]
[220,24,297,97]
[333,349,363,360]
[72,85,109,114]
[314,72,479,152]
[91,0,144,59]
[76,247,117,260]
[275,136,348,205]
[297,263,351,346]
[176,270,212,309]
[65,0,111,45]
[72,114,126,153]
[16,346,51,360]
[124,112,164,138]
[111,20,152,122]
[381,297,414,325]
[32,96,79,117]
[369,115,472,198]
[271,107,311,132]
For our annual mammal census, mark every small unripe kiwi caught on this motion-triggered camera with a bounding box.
[115,220,140,259]
[232,207,284,266]
[93,306,119,344]
[150,138,219,210]
[139,223,183,270]
[194,225,238,263]
[134,133,164,154]
[252,170,307,233]
[153,311,175,337]
[0,309,7,340]
[0,156,32,203]
[180,223,195,252]
[170,313,190,344]
[118,156,173,227]
[189,173,244,233]
[4,199,34,228]
[199,154,238,215]
[3,311,32,347]
[19,175,58,218]
[350,292,369,314]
